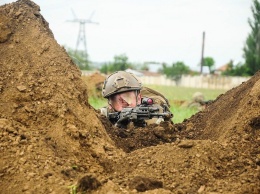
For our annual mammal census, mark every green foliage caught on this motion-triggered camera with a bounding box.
[161,61,190,81]
[68,184,77,194]
[170,104,198,123]
[89,97,107,109]
[100,54,133,74]
[140,63,149,71]
[243,0,260,75]
[66,47,90,70]
[147,85,226,101]
[203,57,215,74]
[100,63,108,73]
[222,61,251,76]
[146,85,226,123]
[113,54,130,70]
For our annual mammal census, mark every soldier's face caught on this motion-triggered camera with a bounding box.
[109,91,141,111]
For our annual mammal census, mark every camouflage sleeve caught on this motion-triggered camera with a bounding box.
[100,107,108,117]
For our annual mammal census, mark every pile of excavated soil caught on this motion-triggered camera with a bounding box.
[105,73,260,193]
[0,1,259,194]
[81,72,105,98]
[0,1,122,193]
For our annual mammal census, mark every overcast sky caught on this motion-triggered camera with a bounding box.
[1,0,253,71]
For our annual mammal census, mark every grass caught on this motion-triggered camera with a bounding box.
[146,85,227,123]
[88,97,107,109]
[169,104,199,123]
[68,184,77,194]
[147,85,226,101]
[88,85,227,123]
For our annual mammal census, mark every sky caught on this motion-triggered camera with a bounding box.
[1,0,253,71]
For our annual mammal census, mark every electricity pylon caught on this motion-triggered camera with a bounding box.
[67,9,99,60]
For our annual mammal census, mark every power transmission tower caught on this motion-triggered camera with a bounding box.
[67,9,99,60]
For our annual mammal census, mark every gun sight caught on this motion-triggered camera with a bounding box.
[141,98,153,105]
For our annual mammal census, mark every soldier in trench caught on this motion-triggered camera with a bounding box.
[100,71,173,128]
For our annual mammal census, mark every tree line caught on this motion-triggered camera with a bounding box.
[66,0,260,78]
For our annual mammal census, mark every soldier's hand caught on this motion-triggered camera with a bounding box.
[115,117,131,129]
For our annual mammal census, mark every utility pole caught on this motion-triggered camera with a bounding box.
[200,31,205,74]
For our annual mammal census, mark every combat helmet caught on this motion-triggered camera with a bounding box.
[102,71,142,98]
[192,92,205,103]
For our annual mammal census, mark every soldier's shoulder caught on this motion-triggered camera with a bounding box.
[141,86,170,107]
[99,106,117,117]
[100,106,110,117]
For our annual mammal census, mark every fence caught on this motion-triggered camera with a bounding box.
[139,74,249,90]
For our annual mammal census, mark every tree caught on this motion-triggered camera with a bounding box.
[243,0,260,75]
[100,63,108,74]
[100,54,133,74]
[222,61,251,76]
[66,47,90,70]
[161,61,190,81]
[140,63,149,71]
[113,54,130,71]
[203,57,215,74]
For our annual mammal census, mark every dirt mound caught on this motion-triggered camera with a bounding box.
[0,1,121,193]
[0,0,259,194]
[102,72,260,193]
[103,75,259,193]
[81,72,105,98]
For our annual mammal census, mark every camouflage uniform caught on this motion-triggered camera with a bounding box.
[187,92,206,111]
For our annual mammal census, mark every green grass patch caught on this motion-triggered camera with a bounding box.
[170,104,198,123]
[146,85,226,101]
[88,97,107,109]
[147,85,227,123]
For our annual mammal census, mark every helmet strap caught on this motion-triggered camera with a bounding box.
[135,90,141,105]
[108,98,117,112]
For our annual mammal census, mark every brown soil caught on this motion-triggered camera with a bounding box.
[0,1,259,194]
[81,73,105,98]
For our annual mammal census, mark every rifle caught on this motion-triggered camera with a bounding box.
[108,98,173,128]
[199,100,213,106]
